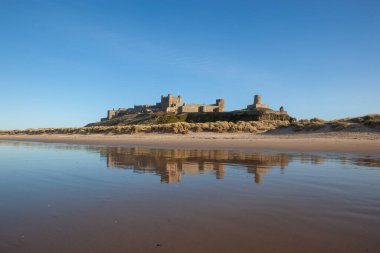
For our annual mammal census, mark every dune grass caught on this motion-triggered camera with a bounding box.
[0,120,290,135]
[1,115,378,135]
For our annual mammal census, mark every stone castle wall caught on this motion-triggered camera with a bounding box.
[178,99,224,113]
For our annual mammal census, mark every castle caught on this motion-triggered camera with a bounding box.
[104,94,225,121]
[102,94,287,121]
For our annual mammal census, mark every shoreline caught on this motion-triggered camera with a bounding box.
[1,132,380,155]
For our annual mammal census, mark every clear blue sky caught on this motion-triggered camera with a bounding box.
[0,0,379,129]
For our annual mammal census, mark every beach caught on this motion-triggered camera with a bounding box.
[1,132,379,155]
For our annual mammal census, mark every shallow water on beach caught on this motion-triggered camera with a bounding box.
[0,140,379,253]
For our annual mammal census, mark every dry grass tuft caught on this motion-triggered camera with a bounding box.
[287,115,380,132]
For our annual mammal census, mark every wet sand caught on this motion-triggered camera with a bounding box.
[1,142,380,253]
[1,132,380,155]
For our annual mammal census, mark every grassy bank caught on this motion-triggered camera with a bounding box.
[1,115,379,135]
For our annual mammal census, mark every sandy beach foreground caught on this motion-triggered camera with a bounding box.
[1,132,379,155]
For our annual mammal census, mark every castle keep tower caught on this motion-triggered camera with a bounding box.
[161,94,182,113]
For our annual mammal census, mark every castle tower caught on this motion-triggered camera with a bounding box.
[247,94,269,110]
[107,110,116,120]
[216,99,225,112]
[254,95,262,106]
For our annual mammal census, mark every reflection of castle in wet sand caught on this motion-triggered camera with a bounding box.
[100,147,290,184]
[2,141,380,182]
